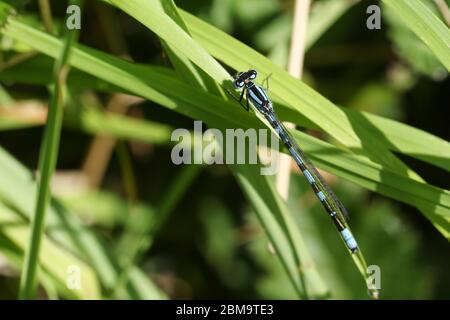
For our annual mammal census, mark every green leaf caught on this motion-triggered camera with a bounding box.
[3,17,449,218]
[65,104,173,144]
[383,1,448,79]
[0,146,165,299]
[231,163,329,298]
[3,9,449,297]
[0,2,15,28]
[3,52,449,174]
[382,0,450,72]
[175,10,450,233]
[0,202,102,299]
[343,109,450,173]
[179,10,425,181]
[103,0,230,84]
[159,0,330,298]
[149,0,327,297]
[18,5,81,298]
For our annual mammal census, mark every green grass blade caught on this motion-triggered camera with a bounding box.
[158,0,329,297]
[343,109,450,173]
[175,10,450,238]
[231,163,329,298]
[158,0,221,95]
[3,53,449,174]
[0,202,101,299]
[2,20,448,220]
[289,130,450,220]
[0,145,165,299]
[103,0,230,84]
[382,0,450,71]
[3,11,449,295]
[157,0,333,297]
[18,6,80,299]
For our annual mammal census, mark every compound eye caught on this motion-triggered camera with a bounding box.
[248,70,257,79]
[234,80,244,88]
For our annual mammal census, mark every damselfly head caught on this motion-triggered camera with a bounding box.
[247,69,257,80]
[234,70,258,88]
[233,72,245,88]
[233,79,245,89]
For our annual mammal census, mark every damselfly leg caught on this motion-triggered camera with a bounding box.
[222,86,250,111]
[261,73,272,91]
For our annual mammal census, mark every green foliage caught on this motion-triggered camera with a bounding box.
[382,0,450,73]
[18,0,82,298]
[0,0,449,299]
[0,146,166,299]
[383,1,448,79]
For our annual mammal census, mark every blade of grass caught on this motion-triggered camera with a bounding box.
[434,0,450,27]
[37,0,54,34]
[102,0,230,84]
[382,0,450,71]
[18,1,82,299]
[3,13,449,296]
[158,0,224,96]
[179,10,421,179]
[175,9,450,234]
[0,202,101,299]
[6,95,447,232]
[2,20,448,220]
[0,145,166,299]
[231,163,329,298]
[160,0,329,298]
[2,54,449,173]
[342,108,450,173]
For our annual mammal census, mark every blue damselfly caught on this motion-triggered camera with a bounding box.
[232,70,358,253]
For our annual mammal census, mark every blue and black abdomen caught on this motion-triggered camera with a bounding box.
[264,112,359,253]
[247,84,272,113]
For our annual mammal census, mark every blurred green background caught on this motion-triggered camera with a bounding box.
[0,0,449,299]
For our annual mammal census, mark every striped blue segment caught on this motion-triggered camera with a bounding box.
[275,125,283,135]
[257,86,268,100]
[266,113,276,122]
[303,170,315,184]
[292,152,304,165]
[340,228,358,252]
[317,191,326,201]
[248,90,262,105]
[248,86,267,106]
[288,147,304,165]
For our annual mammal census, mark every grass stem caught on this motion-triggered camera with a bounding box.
[38,0,54,34]
[18,1,82,299]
